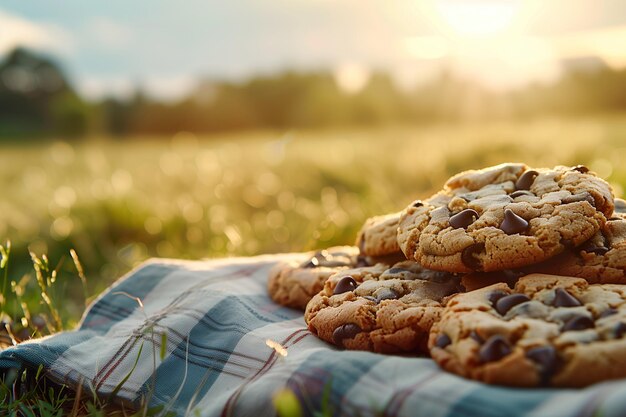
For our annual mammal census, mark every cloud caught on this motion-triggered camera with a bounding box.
[0,9,73,56]
[86,17,133,50]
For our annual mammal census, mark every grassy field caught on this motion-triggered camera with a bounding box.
[2,116,626,414]
[2,116,626,327]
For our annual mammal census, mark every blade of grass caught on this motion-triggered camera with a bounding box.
[3,317,18,346]
[108,340,144,402]
[12,277,30,320]
[159,332,167,361]
[29,250,62,331]
[69,377,83,417]
[69,249,89,309]
[0,241,10,313]
[161,336,190,417]
[318,377,333,417]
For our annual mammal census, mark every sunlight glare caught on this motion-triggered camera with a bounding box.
[434,0,521,38]
[404,36,449,60]
[334,62,370,94]
[400,0,561,90]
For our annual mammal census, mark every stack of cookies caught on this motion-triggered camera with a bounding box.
[268,163,626,387]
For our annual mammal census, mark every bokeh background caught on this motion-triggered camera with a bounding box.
[2,0,626,322]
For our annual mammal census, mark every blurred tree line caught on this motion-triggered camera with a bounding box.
[0,48,91,138]
[2,47,626,139]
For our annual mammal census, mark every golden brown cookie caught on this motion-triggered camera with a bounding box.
[528,198,626,284]
[267,246,402,310]
[305,261,462,353]
[430,274,626,387]
[398,164,614,273]
[356,212,403,257]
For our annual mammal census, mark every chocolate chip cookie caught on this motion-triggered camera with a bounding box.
[528,198,626,284]
[304,261,462,353]
[398,164,614,273]
[268,246,403,310]
[356,212,403,257]
[429,273,626,387]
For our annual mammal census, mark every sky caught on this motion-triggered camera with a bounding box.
[2,0,626,100]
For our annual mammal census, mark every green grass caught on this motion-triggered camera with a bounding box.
[2,116,626,414]
[4,117,626,322]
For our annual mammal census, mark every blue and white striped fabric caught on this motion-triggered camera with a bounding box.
[2,254,626,417]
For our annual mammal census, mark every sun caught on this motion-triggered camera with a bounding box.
[401,0,558,90]
[432,0,522,38]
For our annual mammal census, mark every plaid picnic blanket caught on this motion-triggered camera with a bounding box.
[2,254,626,417]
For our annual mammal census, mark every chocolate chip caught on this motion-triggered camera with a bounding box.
[562,315,594,332]
[553,288,582,307]
[470,331,484,343]
[461,242,485,270]
[356,256,369,267]
[412,201,424,208]
[375,288,398,302]
[562,192,595,207]
[526,346,556,368]
[332,323,361,347]
[580,233,611,255]
[501,270,525,288]
[450,209,480,229]
[435,334,451,348]
[449,209,479,229]
[583,247,609,256]
[316,250,329,259]
[333,276,358,295]
[364,289,399,304]
[571,165,589,173]
[600,308,618,318]
[500,209,529,235]
[580,235,608,253]
[510,190,534,198]
[301,250,328,268]
[495,293,531,315]
[615,323,626,338]
[488,290,508,306]
[301,258,319,268]
[307,249,352,268]
[526,346,557,384]
[515,170,538,191]
[479,335,511,363]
